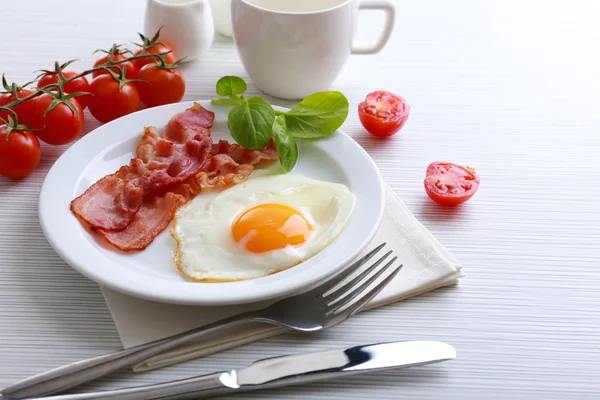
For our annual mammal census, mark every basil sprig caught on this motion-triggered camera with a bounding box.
[211,76,349,172]
[228,97,275,150]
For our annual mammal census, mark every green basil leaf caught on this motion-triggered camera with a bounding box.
[271,115,298,172]
[216,76,248,97]
[227,96,275,150]
[283,91,349,139]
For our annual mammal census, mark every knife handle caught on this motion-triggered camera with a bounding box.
[20,371,238,400]
[0,311,258,400]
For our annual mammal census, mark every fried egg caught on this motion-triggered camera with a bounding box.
[171,174,355,281]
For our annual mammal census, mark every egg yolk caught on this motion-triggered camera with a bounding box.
[231,204,313,253]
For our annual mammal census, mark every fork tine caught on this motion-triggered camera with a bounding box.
[328,256,398,309]
[324,265,402,326]
[341,264,403,318]
[324,250,392,302]
[333,264,403,319]
[316,242,387,295]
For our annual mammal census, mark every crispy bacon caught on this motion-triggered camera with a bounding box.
[70,175,143,231]
[71,103,279,252]
[171,141,279,200]
[71,104,215,231]
[164,102,214,143]
[97,193,187,252]
[171,158,254,200]
[132,130,213,195]
[211,140,278,165]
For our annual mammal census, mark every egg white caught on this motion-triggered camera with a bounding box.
[171,174,355,282]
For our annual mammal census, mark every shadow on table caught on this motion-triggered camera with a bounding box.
[418,198,467,223]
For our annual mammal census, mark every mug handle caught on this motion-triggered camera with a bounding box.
[351,1,396,55]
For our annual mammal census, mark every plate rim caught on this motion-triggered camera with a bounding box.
[39,100,385,305]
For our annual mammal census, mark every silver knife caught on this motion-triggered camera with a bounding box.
[17,341,456,400]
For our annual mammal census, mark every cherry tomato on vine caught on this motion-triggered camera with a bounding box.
[424,162,480,206]
[358,90,410,137]
[93,53,138,79]
[38,70,91,109]
[133,42,177,71]
[31,93,84,146]
[135,64,185,107]
[88,74,141,123]
[0,126,41,179]
[0,88,39,128]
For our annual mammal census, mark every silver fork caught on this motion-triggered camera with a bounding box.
[1,243,402,400]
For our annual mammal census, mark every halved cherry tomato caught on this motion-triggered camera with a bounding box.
[0,126,41,179]
[32,93,84,145]
[358,90,410,137]
[133,42,177,71]
[424,162,480,206]
[38,70,91,109]
[88,74,141,123]
[0,88,39,128]
[93,53,138,80]
[135,64,185,107]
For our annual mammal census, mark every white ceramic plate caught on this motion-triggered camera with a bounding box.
[39,101,384,305]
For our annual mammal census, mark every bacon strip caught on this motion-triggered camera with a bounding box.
[132,129,213,195]
[71,103,279,252]
[211,140,278,165]
[164,102,214,143]
[71,104,215,231]
[172,141,279,200]
[97,193,186,252]
[70,175,144,231]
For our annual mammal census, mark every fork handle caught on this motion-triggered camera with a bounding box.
[0,310,259,400]
[20,371,238,400]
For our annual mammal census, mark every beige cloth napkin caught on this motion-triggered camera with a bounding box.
[101,184,463,372]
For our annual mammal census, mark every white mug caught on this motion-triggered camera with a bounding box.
[144,0,215,62]
[231,0,396,99]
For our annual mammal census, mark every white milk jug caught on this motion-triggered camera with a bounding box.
[208,0,233,37]
[144,0,215,62]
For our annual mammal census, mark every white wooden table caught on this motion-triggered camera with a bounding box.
[1,0,599,398]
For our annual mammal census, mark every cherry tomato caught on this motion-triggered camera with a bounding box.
[424,162,480,206]
[0,126,41,179]
[0,88,39,128]
[88,74,141,123]
[38,70,91,109]
[133,42,177,71]
[358,90,410,137]
[135,64,185,107]
[93,53,138,79]
[32,93,84,146]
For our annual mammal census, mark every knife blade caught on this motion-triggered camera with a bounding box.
[20,341,456,400]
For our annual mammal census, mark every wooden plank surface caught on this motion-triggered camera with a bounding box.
[1,0,599,398]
